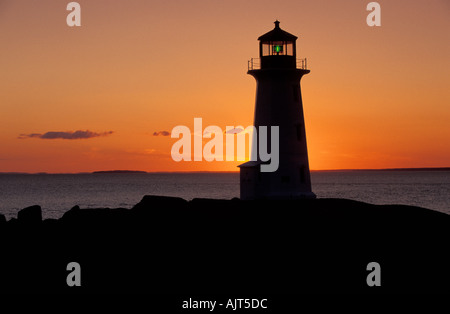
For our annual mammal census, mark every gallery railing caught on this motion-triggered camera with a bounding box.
[247,58,308,70]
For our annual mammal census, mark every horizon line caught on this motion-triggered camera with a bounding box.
[1,167,449,175]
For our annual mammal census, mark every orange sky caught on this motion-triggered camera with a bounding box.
[0,0,449,173]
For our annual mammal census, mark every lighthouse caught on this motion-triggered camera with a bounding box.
[239,21,316,200]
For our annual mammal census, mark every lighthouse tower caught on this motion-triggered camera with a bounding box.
[239,21,316,200]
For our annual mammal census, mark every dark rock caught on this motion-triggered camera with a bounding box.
[17,205,42,223]
[60,205,80,221]
[42,218,58,226]
[0,214,6,224]
[60,207,130,231]
[1,197,450,294]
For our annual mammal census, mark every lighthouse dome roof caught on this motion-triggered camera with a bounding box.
[258,20,298,42]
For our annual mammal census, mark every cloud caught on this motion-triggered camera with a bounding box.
[18,130,114,140]
[153,131,170,136]
[225,127,244,134]
[19,133,42,139]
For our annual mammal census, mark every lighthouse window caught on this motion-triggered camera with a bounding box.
[262,41,295,56]
[262,43,271,56]
[271,41,285,56]
[273,45,283,54]
[286,42,294,56]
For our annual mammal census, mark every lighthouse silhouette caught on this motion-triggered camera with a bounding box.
[239,21,316,200]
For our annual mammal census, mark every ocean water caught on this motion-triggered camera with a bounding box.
[0,171,448,220]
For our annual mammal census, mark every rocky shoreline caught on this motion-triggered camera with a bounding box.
[1,195,449,294]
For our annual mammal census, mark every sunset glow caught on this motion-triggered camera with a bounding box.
[1,0,449,173]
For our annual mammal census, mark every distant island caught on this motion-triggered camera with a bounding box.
[92,170,147,174]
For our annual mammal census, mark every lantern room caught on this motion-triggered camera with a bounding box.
[258,20,298,69]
